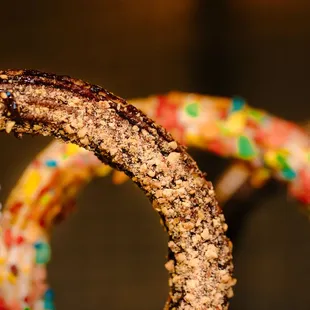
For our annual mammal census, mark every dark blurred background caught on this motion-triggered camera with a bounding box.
[0,1,310,309]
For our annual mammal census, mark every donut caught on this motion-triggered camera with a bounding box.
[0,70,235,310]
[132,93,310,206]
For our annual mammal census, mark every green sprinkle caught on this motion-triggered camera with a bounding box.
[185,102,199,117]
[238,136,257,159]
[276,154,289,169]
[40,193,51,205]
[34,241,51,265]
[248,108,265,123]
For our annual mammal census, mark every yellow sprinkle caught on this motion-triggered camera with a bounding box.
[250,168,271,188]
[24,171,41,197]
[264,151,280,169]
[185,132,205,148]
[7,273,16,284]
[95,164,112,177]
[66,144,81,156]
[264,150,289,170]
[224,111,247,136]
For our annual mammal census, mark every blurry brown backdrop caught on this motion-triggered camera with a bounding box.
[0,1,309,309]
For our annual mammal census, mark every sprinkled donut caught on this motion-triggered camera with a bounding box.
[0,70,235,310]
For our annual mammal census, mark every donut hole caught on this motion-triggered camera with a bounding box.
[48,177,168,310]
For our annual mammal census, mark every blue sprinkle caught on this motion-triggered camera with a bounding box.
[231,97,245,113]
[282,168,297,180]
[45,159,58,168]
[44,289,55,310]
[44,288,55,300]
[44,300,55,310]
[34,241,43,249]
[6,91,11,96]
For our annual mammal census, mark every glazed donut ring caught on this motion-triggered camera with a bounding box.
[0,70,234,310]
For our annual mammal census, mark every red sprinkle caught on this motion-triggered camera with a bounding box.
[9,201,23,214]
[4,229,12,248]
[32,160,41,168]
[16,235,24,245]
[10,265,18,276]
[38,186,50,198]
[39,218,45,228]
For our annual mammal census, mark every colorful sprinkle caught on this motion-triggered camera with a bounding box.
[10,265,18,276]
[95,165,112,177]
[4,229,12,248]
[282,168,297,180]
[185,102,199,117]
[34,241,51,265]
[248,108,265,123]
[230,97,245,113]
[237,136,257,159]
[44,289,55,310]
[16,235,25,245]
[45,160,58,168]
[9,202,23,214]
[40,192,53,206]
[251,168,271,188]
[7,273,16,284]
[224,111,247,136]
[65,143,81,156]
[24,171,41,197]
[276,153,290,170]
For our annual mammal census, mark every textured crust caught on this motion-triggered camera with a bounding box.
[0,70,234,309]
